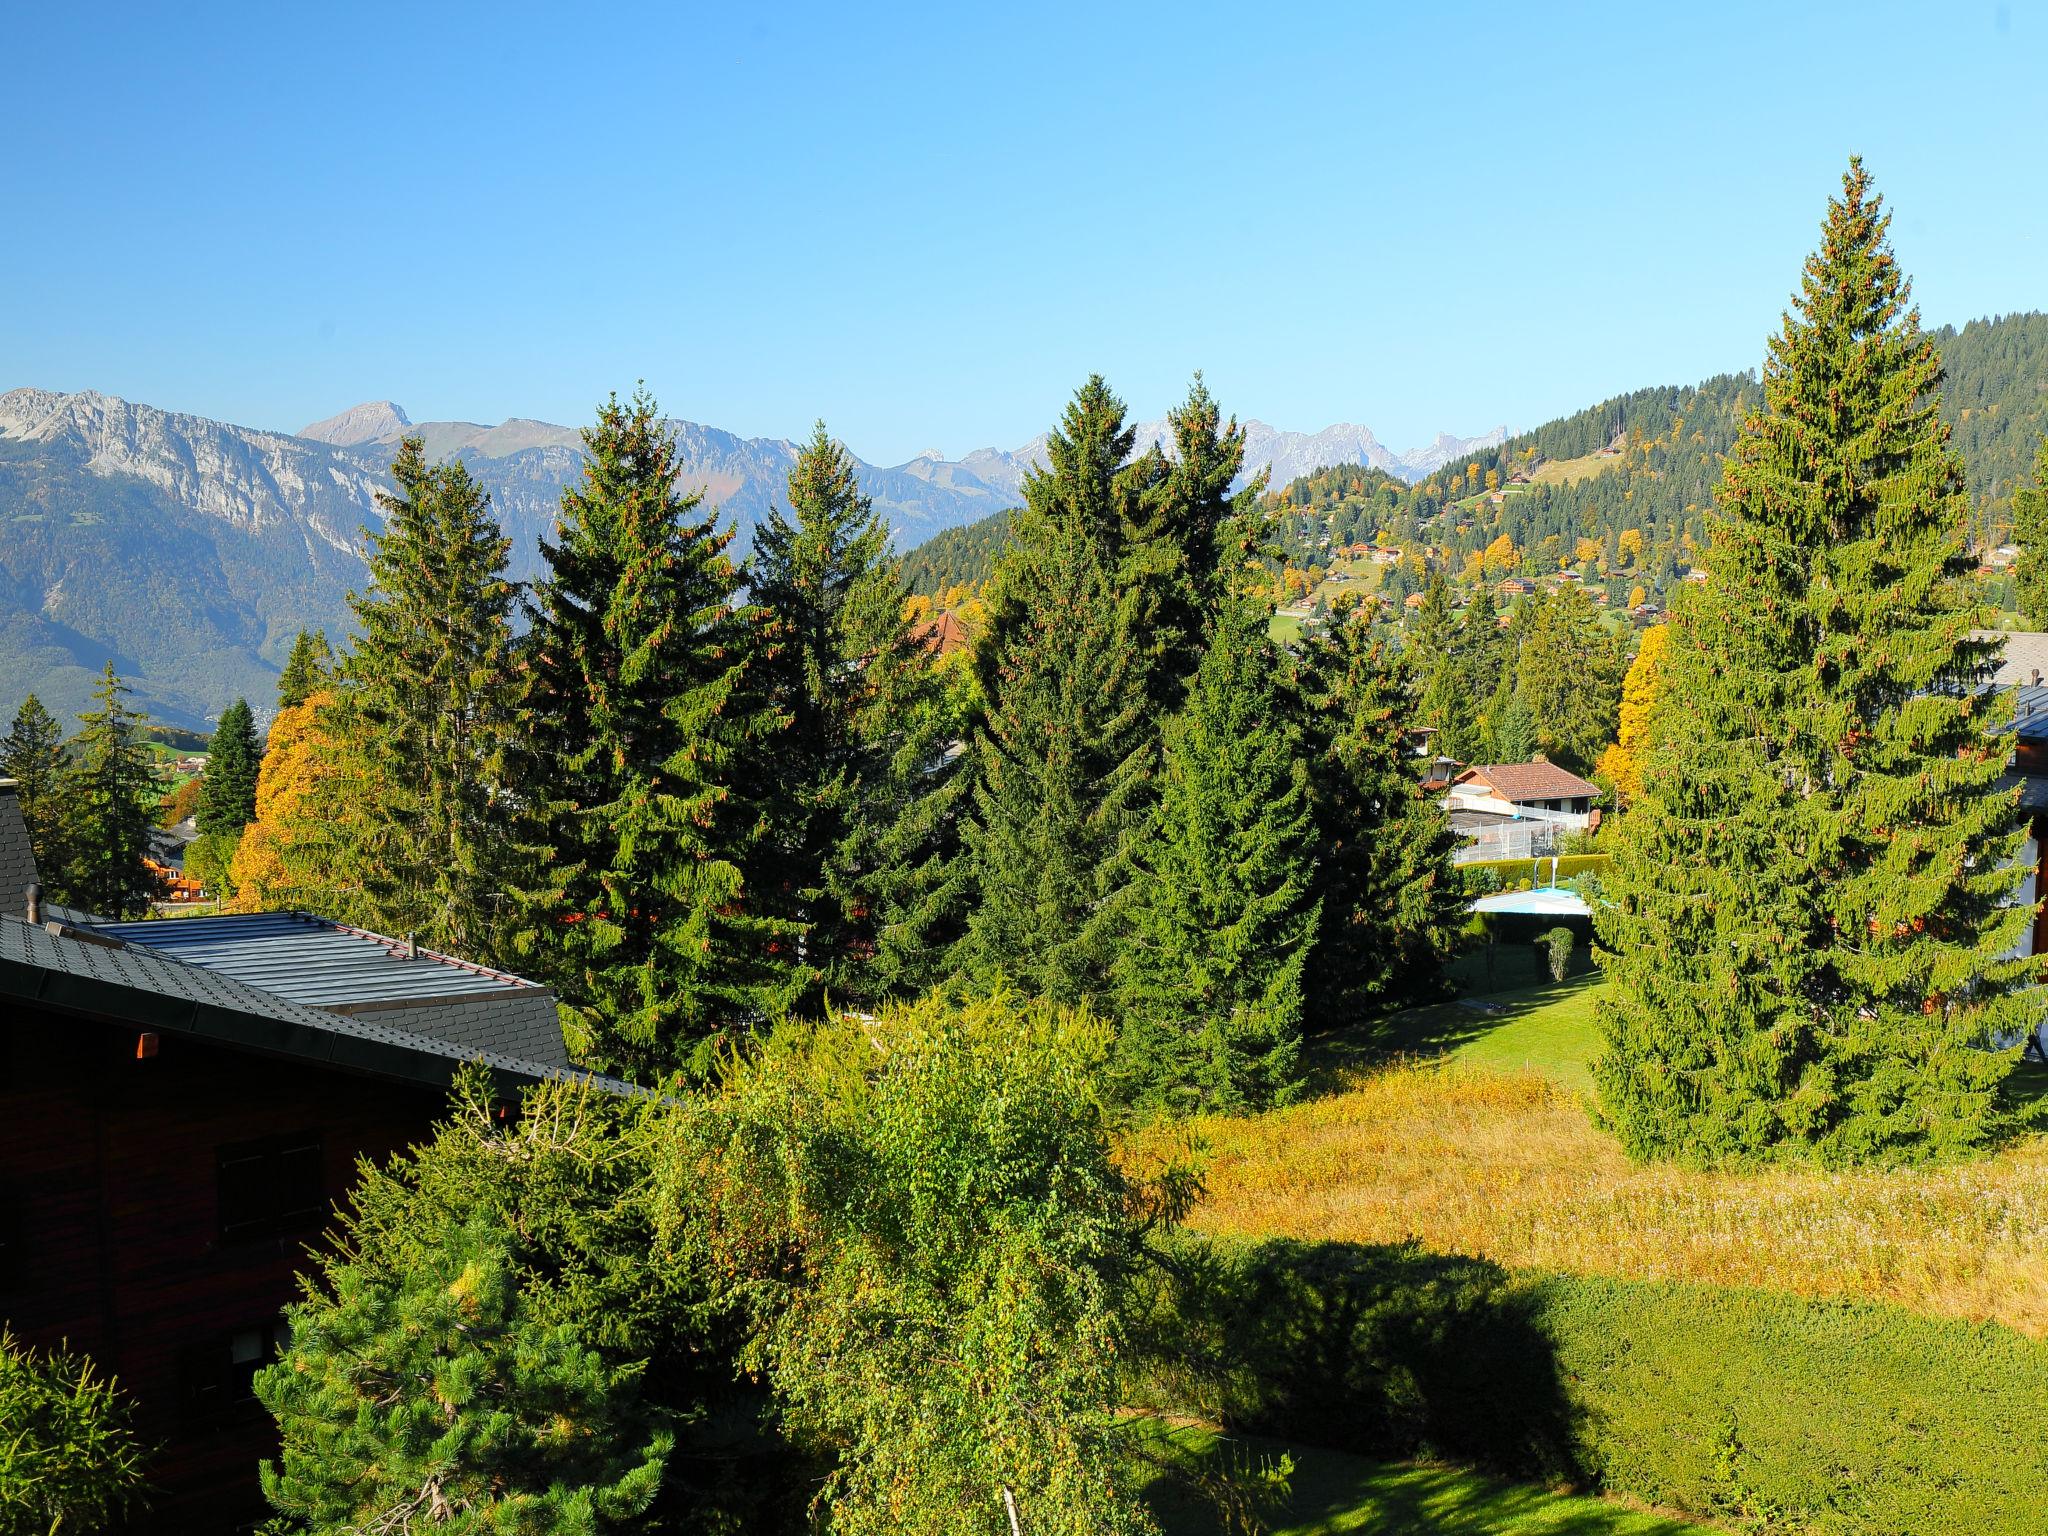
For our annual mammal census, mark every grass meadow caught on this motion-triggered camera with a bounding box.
[1173,978,2048,1335]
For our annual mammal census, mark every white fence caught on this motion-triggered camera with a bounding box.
[1454,821,1572,864]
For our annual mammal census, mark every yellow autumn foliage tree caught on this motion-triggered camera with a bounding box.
[227,689,341,912]
[1594,624,1671,806]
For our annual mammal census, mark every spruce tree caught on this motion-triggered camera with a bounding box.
[195,698,260,836]
[748,424,966,1010]
[956,378,1154,1006]
[1122,375,1252,713]
[512,391,796,1080]
[1,694,67,885]
[1408,569,1457,664]
[1291,602,1464,1016]
[1595,161,2036,1166]
[276,627,333,711]
[314,439,520,961]
[2014,436,2048,630]
[1114,582,1318,1113]
[1515,584,1627,773]
[50,665,161,918]
[1417,655,1482,761]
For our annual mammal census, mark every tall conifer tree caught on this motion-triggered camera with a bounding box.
[2013,436,2048,630]
[1114,583,1319,1112]
[957,378,1154,1006]
[51,665,160,918]
[1,694,67,885]
[1595,162,2036,1166]
[276,628,333,711]
[315,439,520,961]
[748,424,966,1010]
[512,391,795,1080]
[196,698,260,836]
[1122,376,1254,713]
[1292,604,1464,1014]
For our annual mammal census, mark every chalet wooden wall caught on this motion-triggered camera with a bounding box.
[0,1004,446,1530]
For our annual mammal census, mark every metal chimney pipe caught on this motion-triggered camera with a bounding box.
[25,883,41,925]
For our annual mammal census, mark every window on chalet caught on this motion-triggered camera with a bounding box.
[216,1132,325,1244]
[186,1317,292,1419]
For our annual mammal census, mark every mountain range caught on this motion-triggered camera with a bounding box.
[0,386,1503,728]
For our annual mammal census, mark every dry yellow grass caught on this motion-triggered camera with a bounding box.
[1527,449,1623,488]
[1180,1062,2048,1336]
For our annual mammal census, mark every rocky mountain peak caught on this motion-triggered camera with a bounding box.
[298,400,413,446]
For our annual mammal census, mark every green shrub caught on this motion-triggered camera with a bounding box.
[1152,1238,2048,1536]
[1541,926,1574,982]
[1457,864,1505,898]
[1457,854,1611,890]
[0,1329,149,1536]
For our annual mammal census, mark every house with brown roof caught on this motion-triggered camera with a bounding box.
[1450,760,1601,818]
[1444,760,1603,862]
[913,609,970,658]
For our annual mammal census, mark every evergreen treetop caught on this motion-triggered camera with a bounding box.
[1595,160,2036,1166]
[1123,375,1260,713]
[2013,435,2048,629]
[315,439,521,961]
[749,423,967,1009]
[1,694,67,886]
[958,377,1156,1006]
[51,664,161,919]
[1114,578,1318,1114]
[195,697,259,837]
[275,627,333,712]
[512,390,797,1080]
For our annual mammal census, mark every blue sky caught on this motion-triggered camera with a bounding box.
[5,1,2042,465]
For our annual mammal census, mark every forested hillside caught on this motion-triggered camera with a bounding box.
[900,510,1012,596]
[1262,311,2048,605]
[903,312,2048,609]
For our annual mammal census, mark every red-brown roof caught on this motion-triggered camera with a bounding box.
[1452,761,1601,803]
[912,610,970,657]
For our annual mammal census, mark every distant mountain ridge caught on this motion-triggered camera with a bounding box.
[0,385,1497,729]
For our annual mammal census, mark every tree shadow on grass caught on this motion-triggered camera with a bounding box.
[1140,1238,1656,1533]
[1300,977,1601,1097]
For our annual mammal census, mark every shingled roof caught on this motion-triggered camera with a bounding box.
[0,784,38,912]
[1452,761,1602,803]
[0,913,627,1097]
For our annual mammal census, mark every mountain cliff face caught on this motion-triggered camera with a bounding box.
[0,386,1499,730]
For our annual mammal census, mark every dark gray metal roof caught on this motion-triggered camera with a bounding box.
[0,786,38,914]
[0,913,629,1097]
[89,911,528,1006]
[85,910,571,1070]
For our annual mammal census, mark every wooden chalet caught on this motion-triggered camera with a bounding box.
[0,784,619,1529]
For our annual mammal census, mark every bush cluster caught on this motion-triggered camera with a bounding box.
[1148,1237,2048,1536]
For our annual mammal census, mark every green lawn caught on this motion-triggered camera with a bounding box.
[1307,973,2048,1110]
[1309,977,1606,1095]
[1142,1427,1705,1535]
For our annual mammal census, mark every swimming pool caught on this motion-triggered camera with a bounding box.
[1470,888,1592,917]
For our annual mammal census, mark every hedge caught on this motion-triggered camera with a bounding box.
[1143,1237,2048,1535]
[1457,853,1610,895]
